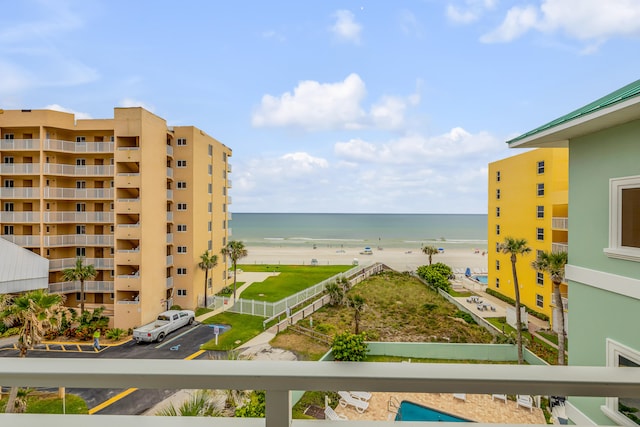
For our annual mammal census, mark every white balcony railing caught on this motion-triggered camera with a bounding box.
[43,163,114,177]
[166,145,173,156]
[0,187,38,198]
[166,211,173,222]
[227,212,232,221]
[44,234,114,247]
[1,359,639,427]
[166,276,173,288]
[166,233,173,244]
[0,163,39,174]
[44,139,114,153]
[552,217,569,230]
[228,227,233,237]
[227,163,232,173]
[48,280,114,294]
[227,179,232,189]
[44,187,114,199]
[43,212,114,223]
[0,235,40,247]
[166,255,173,266]
[48,257,114,270]
[0,211,39,222]
[166,189,173,200]
[552,242,569,254]
[0,138,39,150]
[228,196,232,204]
[166,167,173,178]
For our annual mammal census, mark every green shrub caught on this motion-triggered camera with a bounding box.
[105,328,126,341]
[332,331,369,361]
[416,264,452,292]
[235,390,265,418]
[170,305,182,310]
[454,310,476,324]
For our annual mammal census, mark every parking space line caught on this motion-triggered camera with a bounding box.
[88,388,138,414]
[155,324,200,349]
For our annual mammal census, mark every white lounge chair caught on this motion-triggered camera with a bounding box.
[453,393,467,401]
[517,394,534,412]
[325,405,348,421]
[349,391,372,401]
[492,394,507,403]
[338,391,369,413]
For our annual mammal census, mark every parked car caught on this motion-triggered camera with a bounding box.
[133,309,195,343]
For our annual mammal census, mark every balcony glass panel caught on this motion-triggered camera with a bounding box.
[0,187,38,198]
[0,138,38,150]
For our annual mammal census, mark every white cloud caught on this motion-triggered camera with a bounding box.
[119,98,155,112]
[330,10,362,44]
[398,10,423,37]
[252,73,367,131]
[446,0,497,24]
[482,0,640,45]
[44,104,92,120]
[281,152,329,173]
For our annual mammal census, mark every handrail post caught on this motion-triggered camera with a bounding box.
[266,390,291,427]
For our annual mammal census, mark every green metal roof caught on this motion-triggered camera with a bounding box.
[508,79,640,145]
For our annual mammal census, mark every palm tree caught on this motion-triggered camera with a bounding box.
[532,250,568,365]
[155,390,225,417]
[499,237,531,364]
[0,289,66,412]
[198,250,218,308]
[62,257,97,314]
[348,294,366,334]
[221,241,248,300]
[421,245,439,265]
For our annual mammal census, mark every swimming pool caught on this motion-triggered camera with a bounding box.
[395,400,472,422]
[472,275,488,285]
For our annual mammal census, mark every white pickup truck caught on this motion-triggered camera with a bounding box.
[133,309,195,343]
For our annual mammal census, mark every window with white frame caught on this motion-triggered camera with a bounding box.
[535,294,543,308]
[76,247,86,257]
[208,183,212,194]
[4,134,14,140]
[208,221,212,232]
[537,160,545,174]
[604,339,640,426]
[537,183,545,196]
[536,227,544,241]
[495,278,500,288]
[177,224,187,232]
[208,164,212,175]
[208,144,213,156]
[76,292,85,301]
[3,225,14,235]
[208,239,213,250]
[177,268,187,275]
[177,203,187,211]
[177,160,187,167]
[496,207,500,217]
[606,175,640,261]
[496,170,501,182]
[177,289,187,296]
[3,156,14,163]
[76,158,86,166]
[537,205,544,218]
[208,202,212,213]
[496,242,500,253]
[76,180,86,189]
[4,179,14,188]
[177,138,187,146]
[177,246,187,253]
[536,272,544,286]
[177,181,187,189]
[76,203,86,212]
[496,189,501,199]
[496,224,500,235]
[76,225,86,234]
[496,260,500,271]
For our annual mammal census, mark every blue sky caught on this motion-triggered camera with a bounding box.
[2,0,640,213]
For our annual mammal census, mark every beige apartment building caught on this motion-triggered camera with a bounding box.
[0,107,232,329]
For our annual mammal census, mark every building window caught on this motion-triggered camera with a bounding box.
[496,242,500,253]
[208,144,213,156]
[535,294,544,308]
[496,224,500,235]
[208,221,212,232]
[76,136,86,142]
[177,268,187,275]
[76,225,86,234]
[208,202,212,213]
[604,340,640,425]
[537,205,544,218]
[207,277,212,288]
[4,202,14,211]
[76,247,86,257]
[76,293,85,301]
[496,207,500,217]
[536,272,544,286]
[76,158,86,166]
[4,134,14,140]
[177,181,187,189]
[208,164,212,175]
[223,152,227,161]
[177,246,187,254]
[536,227,544,241]
[495,278,500,288]
[4,179,14,188]
[177,138,187,146]
[177,160,187,167]
[177,224,187,232]
[3,156,14,164]
[208,183,212,194]
[209,240,213,251]
[537,161,545,174]
[496,171,501,182]
[177,289,187,296]
[177,203,187,211]
[537,183,545,196]
[76,181,86,189]
[3,225,14,235]
[496,189,501,199]
[496,260,500,271]
[76,203,86,212]
[606,175,640,261]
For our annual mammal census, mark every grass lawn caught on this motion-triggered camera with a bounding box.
[449,289,474,297]
[366,355,518,364]
[236,265,351,302]
[200,312,265,350]
[0,392,87,414]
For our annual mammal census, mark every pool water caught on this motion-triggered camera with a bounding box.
[472,275,488,284]
[395,400,472,422]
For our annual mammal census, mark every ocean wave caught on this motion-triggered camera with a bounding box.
[263,238,285,241]
[404,239,488,244]
[288,237,365,242]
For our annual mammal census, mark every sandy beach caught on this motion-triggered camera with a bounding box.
[242,245,488,273]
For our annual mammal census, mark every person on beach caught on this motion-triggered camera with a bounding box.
[93,329,101,350]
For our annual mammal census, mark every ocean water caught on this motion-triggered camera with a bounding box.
[230,213,487,250]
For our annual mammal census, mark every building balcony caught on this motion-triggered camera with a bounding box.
[115,146,141,162]
[166,233,173,244]
[43,163,114,177]
[166,189,173,200]
[48,280,114,294]
[0,211,39,223]
[166,145,173,157]
[115,198,141,214]
[0,138,39,150]
[166,255,173,266]
[43,211,114,223]
[0,187,38,199]
[227,163,232,173]
[48,257,114,271]
[228,227,233,237]
[166,167,173,179]
[166,211,173,222]
[552,217,568,230]
[115,248,141,265]
[228,196,232,204]
[115,173,141,188]
[0,163,39,175]
[166,276,173,288]
[116,223,141,239]
[227,179,232,189]
[552,242,569,254]
[115,273,141,291]
[43,187,114,200]
[0,234,40,247]
[44,139,114,153]
[1,359,639,427]
[227,212,232,221]
[43,234,114,247]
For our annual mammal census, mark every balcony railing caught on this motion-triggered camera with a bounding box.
[166,276,173,288]
[48,280,114,294]
[0,163,39,174]
[0,138,39,150]
[43,163,114,177]
[227,179,232,189]
[48,257,114,270]
[166,233,173,243]
[227,212,232,221]
[43,212,114,223]
[1,359,639,427]
[0,234,40,247]
[228,196,232,204]
[166,167,173,178]
[0,187,38,198]
[228,227,233,237]
[552,217,569,230]
[552,242,569,254]
[166,211,173,222]
[44,139,114,153]
[44,187,114,199]
[166,255,173,266]
[0,211,39,222]
[166,145,173,156]
[166,189,173,200]
[44,234,114,247]
[227,163,232,173]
